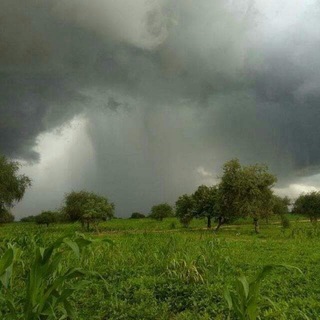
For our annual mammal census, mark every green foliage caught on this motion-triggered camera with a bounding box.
[130,212,146,219]
[63,191,114,230]
[219,159,277,232]
[175,194,195,227]
[0,155,31,215]
[280,215,291,229]
[0,210,14,224]
[0,234,94,319]
[175,186,220,229]
[20,216,36,223]
[35,211,58,227]
[0,216,316,319]
[272,196,290,216]
[224,265,302,320]
[149,203,174,221]
[193,185,220,228]
[293,191,320,223]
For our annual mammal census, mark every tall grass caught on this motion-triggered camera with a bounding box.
[0,219,318,319]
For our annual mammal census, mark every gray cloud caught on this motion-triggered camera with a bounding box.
[2,0,320,216]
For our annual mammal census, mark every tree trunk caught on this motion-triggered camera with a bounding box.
[86,221,90,232]
[215,216,225,231]
[253,218,259,234]
[207,216,211,228]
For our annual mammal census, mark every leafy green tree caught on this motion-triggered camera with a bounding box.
[192,185,220,229]
[272,195,290,216]
[0,155,31,219]
[218,159,277,233]
[293,191,320,223]
[175,194,195,227]
[20,215,36,223]
[35,211,57,227]
[0,209,14,223]
[271,195,290,226]
[130,212,146,219]
[149,203,173,221]
[63,191,114,230]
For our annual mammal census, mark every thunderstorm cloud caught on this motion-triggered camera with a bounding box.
[1,0,320,216]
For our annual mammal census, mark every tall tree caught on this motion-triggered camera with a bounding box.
[293,192,320,223]
[192,185,220,228]
[0,209,14,223]
[63,191,114,230]
[175,194,195,227]
[0,155,31,218]
[218,159,277,233]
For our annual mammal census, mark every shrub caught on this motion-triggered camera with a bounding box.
[35,211,58,227]
[130,212,146,219]
[149,203,174,221]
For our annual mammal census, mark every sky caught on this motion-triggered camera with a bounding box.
[1,0,320,218]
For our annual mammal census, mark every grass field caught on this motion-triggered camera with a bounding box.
[0,216,319,319]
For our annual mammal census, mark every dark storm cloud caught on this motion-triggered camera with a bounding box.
[2,0,320,215]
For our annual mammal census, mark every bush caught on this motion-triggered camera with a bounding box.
[35,211,58,227]
[281,215,291,229]
[0,209,14,223]
[130,212,146,219]
[149,203,174,221]
[20,215,36,223]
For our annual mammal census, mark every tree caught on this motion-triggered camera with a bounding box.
[35,211,57,227]
[63,191,114,230]
[0,155,31,218]
[271,195,290,226]
[272,195,290,216]
[130,212,146,219]
[192,185,220,229]
[20,215,36,223]
[175,194,195,227]
[218,159,277,233]
[0,209,14,223]
[292,192,320,223]
[149,203,173,221]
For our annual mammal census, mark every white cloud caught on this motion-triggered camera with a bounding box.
[274,183,319,200]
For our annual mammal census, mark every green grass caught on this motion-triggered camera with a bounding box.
[0,216,319,319]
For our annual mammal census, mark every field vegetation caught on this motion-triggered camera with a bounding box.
[0,216,319,319]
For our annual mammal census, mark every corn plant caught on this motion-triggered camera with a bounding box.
[224,264,302,320]
[0,244,22,317]
[0,235,96,320]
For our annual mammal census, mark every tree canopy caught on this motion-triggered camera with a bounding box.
[35,211,58,227]
[218,159,277,233]
[293,191,320,223]
[63,191,114,230]
[0,209,14,224]
[175,160,277,232]
[192,185,220,228]
[149,203,174,221]
[272,195,290,216]
[219,159,277,232]
[130,212,146,219]
[0,155,31,215]
[0,156,31,210]
[175,194,195,227]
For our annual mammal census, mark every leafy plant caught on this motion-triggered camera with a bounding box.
[0,235,95,319]
[224,265,302,320]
